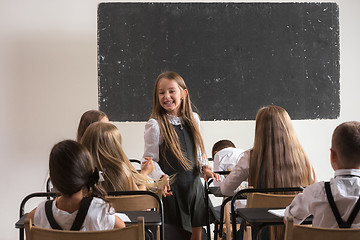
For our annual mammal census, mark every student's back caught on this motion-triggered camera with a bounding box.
[220,105,316,240]
[33,197,116,231]
[27,140,124,231]
[285,121,360,228]
[212,139,245,186]
[220,105,315,195]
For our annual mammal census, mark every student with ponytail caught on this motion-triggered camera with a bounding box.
[27,140,125,231]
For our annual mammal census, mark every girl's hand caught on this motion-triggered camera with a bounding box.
[202,166,221,182]
[140,157,154,176]
[160,175,172,198]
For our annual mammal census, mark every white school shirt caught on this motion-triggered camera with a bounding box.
[219,149,250,196]
[213,147,245,186]
[284,169,360,228]
[142,113,208,180]
[34,197,116,231]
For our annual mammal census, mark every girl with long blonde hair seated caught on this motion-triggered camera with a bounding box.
[81,122,156,191]
[220,105,316,240]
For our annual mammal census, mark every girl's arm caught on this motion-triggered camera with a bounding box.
[114,215,126,229]
[192,112,209,169]
[219,150,250,196]
[142,119,166,179]
[192,112,220,181]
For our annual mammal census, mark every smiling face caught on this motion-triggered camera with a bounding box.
[157,78,188,116]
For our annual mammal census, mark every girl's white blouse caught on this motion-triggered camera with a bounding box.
[142,113,208,179]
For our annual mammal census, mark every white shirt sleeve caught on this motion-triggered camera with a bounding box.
[284,183,317,224]
[219,150,250,196]
[142,118,166,179]
[193,112,209,170]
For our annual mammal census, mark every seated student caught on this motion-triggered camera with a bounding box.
[220,105,315,240]
[81,121,161,192]
[27,140,125,230]
[285,121,360,228]
[212,139,245,186]
[220,105,315,196]
[76,110,109,142]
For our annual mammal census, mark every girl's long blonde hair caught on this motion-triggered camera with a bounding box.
[249,105,315,188]
[81,122,155,191]
[151,71,207,171]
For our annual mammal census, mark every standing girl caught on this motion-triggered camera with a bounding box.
[142,71,220,240]
[27,140,125,231]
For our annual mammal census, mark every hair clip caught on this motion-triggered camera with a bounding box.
[99,168,105,182]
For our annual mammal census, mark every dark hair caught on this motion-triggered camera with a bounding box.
[212,140,236,159]
[332,121,360,167]
[49,140,105,198]
[76,110,107,142]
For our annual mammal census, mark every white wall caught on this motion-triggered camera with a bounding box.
[0,0,359,239]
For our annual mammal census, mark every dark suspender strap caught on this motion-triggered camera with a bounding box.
[45,200,63,230]
[345,193,360,227]
[325,181,349,228]
[70,197,93,231]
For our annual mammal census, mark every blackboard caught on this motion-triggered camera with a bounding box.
[97,3,339,121]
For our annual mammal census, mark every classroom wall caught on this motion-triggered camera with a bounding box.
[0,0,359,239]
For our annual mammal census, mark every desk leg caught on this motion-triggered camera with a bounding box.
[224,202,231,239]
[251,224,261,240]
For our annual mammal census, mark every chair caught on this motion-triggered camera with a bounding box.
[284,216,360,240]
[246,192,298,208]
[106,190,164,240]
[17,192,58,240]
[204,171,232,240]
[24,216,145,240]
[231,187,303,240]
[130,159,142,172]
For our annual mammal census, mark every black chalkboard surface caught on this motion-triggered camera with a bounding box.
[97,3,339,121]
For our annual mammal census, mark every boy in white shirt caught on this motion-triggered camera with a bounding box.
[212,140,245,187]
[284,121,360,228]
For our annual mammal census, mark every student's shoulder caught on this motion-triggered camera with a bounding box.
[145,118,159,130]
[192,112,200,118]
[90,197,112,211]
[302,181,326,197]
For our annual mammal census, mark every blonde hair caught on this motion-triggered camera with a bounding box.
[81,122,155,191]
[151,71,207,171]
[249,105,315,189]
[249,105,315,240]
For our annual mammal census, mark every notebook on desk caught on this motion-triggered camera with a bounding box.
[268,209,285,218]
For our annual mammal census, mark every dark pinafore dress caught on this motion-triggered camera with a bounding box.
[159,123,208,233]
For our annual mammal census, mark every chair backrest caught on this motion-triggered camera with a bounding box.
[106,191,164,240]
[129,159,142,171]
[246,192,298,208]
[106,190,162,212]
[25,217,145,240]
[285,217,360,240]
[106,194,159,212]
[230,187,303,240]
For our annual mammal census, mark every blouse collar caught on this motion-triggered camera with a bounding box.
[166,114,182,125]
